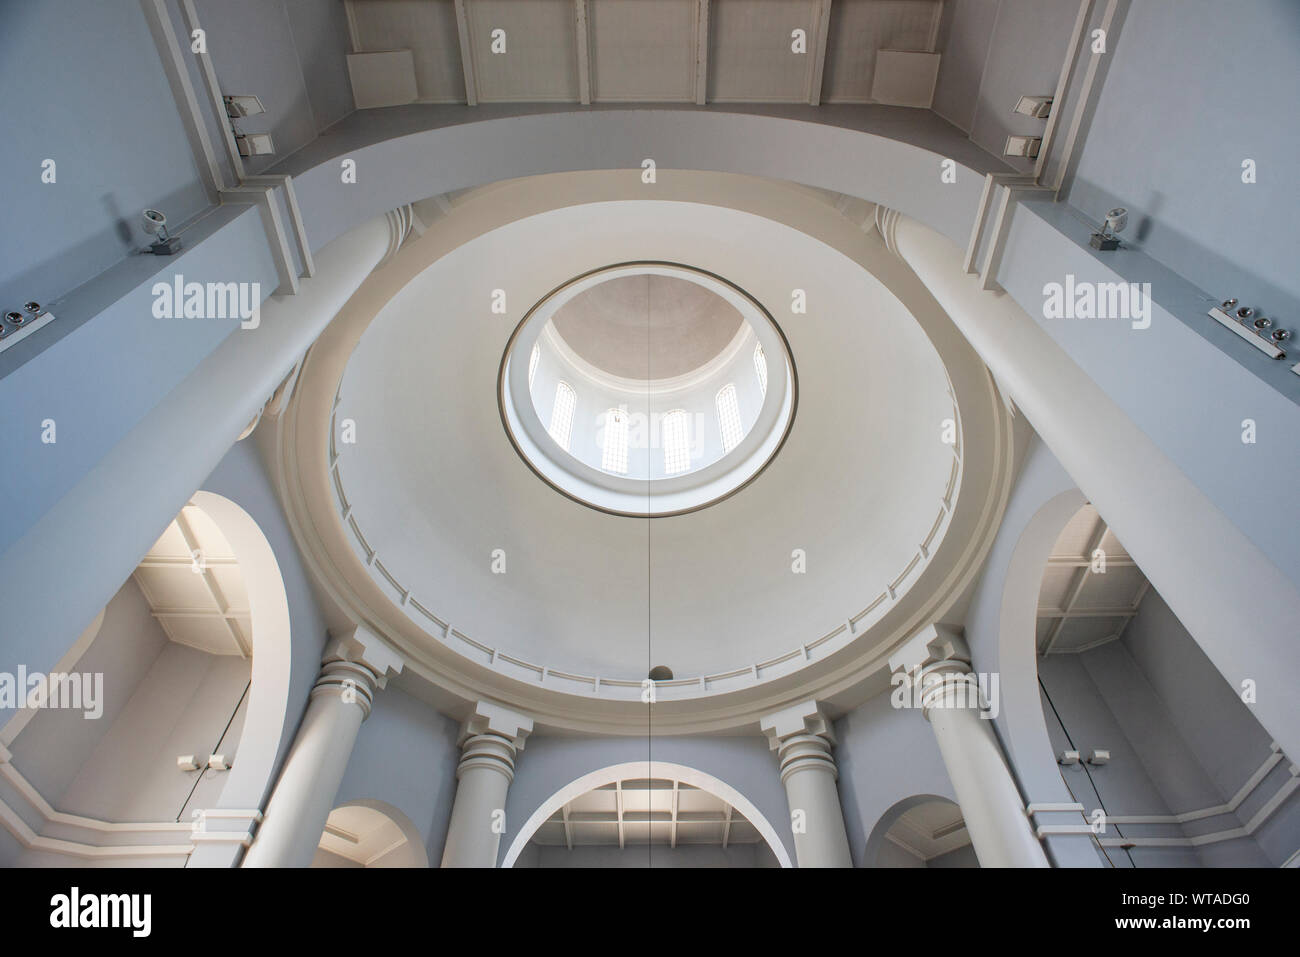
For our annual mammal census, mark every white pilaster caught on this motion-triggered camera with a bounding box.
[241,626,403,868]
[761,700,852,867]
[440,701,533,868]
[890,624,1049,867]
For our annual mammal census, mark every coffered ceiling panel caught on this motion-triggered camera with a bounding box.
[589,0,698,102]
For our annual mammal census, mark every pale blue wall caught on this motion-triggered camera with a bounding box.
[0,0,211,313]
[1066,0,1300,322]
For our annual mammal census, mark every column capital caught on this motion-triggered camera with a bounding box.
[760,699,835,749]
[459,700,533,752]
[311,625,405,719]
[888,623,970,678]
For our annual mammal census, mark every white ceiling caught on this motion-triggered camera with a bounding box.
[133,504,251,657]
[345,0,944,105]
[317,804,413,865]
[1036,504,1151,656]
[529,777,764,847]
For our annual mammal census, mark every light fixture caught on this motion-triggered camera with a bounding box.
[1013,94,1053,118]
[176,755,200,772]
[207,754,231,771]
[0,301,56,352]
[1089,206,1127,251]
[142,208,182,255]
[1003,134,1042,158]
[235,132,276,157]
[1208,297,1290,359]
[648,665,674,682]
[1058,749,1081,766]
[223,94,266,118]
[1087,749,1110,766]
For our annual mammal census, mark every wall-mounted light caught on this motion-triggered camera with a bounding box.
[176,755,200,772]
[207,754,231,771]
[1058,749,1081,766]
[142,208,182,255]
[235,132,276,157]
[1087,749,1110,766]
[1004,134,1042,158]
[1013,94,1053,118]
[223,94,266,118]
[1089,206,1127,251]
[0,302,56,353]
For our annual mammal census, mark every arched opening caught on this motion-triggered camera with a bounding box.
[864,795,975,868]
[0,494,292,866]
[312,800,428,868]
[502,762,792,868]
[1026,503,1294,867]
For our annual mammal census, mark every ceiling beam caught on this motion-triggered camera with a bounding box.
[453,0,478,106]
[173,511,250,657]
[722,803,733,848]
[670,780,679,849]
[807,0,832,106]
[561,802,573,851]
[1042,513,1107,655]
[1038,607,1142,619]
[574,0,592,105]
[694,0,710,105]
[615,779,625,850]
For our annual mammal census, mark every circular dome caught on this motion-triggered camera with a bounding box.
[499,263,797,516]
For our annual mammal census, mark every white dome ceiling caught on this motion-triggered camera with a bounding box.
[336,202,951,679]
[277,170,1013,731]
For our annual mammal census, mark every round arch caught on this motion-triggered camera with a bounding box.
[864,793,964,867]
[188,491,293,822]
[501,761,793,868]
[317,799,429,868]
[996,489,1086,784]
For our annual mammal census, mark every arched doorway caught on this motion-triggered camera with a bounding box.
[502,761,792,868]
[312,800,428,868]
[864,795,975,868]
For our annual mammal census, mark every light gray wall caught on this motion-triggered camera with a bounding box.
[194,0,354,174]
[0,0,210,312]
[6,577,169,804]
[834,690,958,867]
[1066,0,1300,322]
[333,686,461,866]
[932,0,999,133]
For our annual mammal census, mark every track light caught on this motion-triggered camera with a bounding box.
[223,94,266,118]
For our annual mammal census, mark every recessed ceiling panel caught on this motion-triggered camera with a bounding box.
[589,0,697,102]
[707,0,818,102]
[822,0,942,103]
[350,0,466,102]
[468,0,580,102]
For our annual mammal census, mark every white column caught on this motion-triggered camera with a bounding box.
[761,700,852,867]
[891,624,1049,868]
[882,209,1300,763]
[241,627,403,868]
[441,701,533,868]
[0,211,406,699]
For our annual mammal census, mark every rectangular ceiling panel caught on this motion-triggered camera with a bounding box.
[467,0,580,102]
[708,0,819,103]
[350,0,467,102]
[822,0,942,103]
[590,0,698,102]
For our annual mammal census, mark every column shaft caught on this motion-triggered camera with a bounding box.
[440,733,518,868]
[775,731,853,868]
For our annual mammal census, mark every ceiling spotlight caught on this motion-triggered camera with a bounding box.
[1090,207,1128,251]
[1003,134,1042,158]
[223,94,266,118]
[142,208,182,255]
[236,132,276,157]
[1013,94,1053,118]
